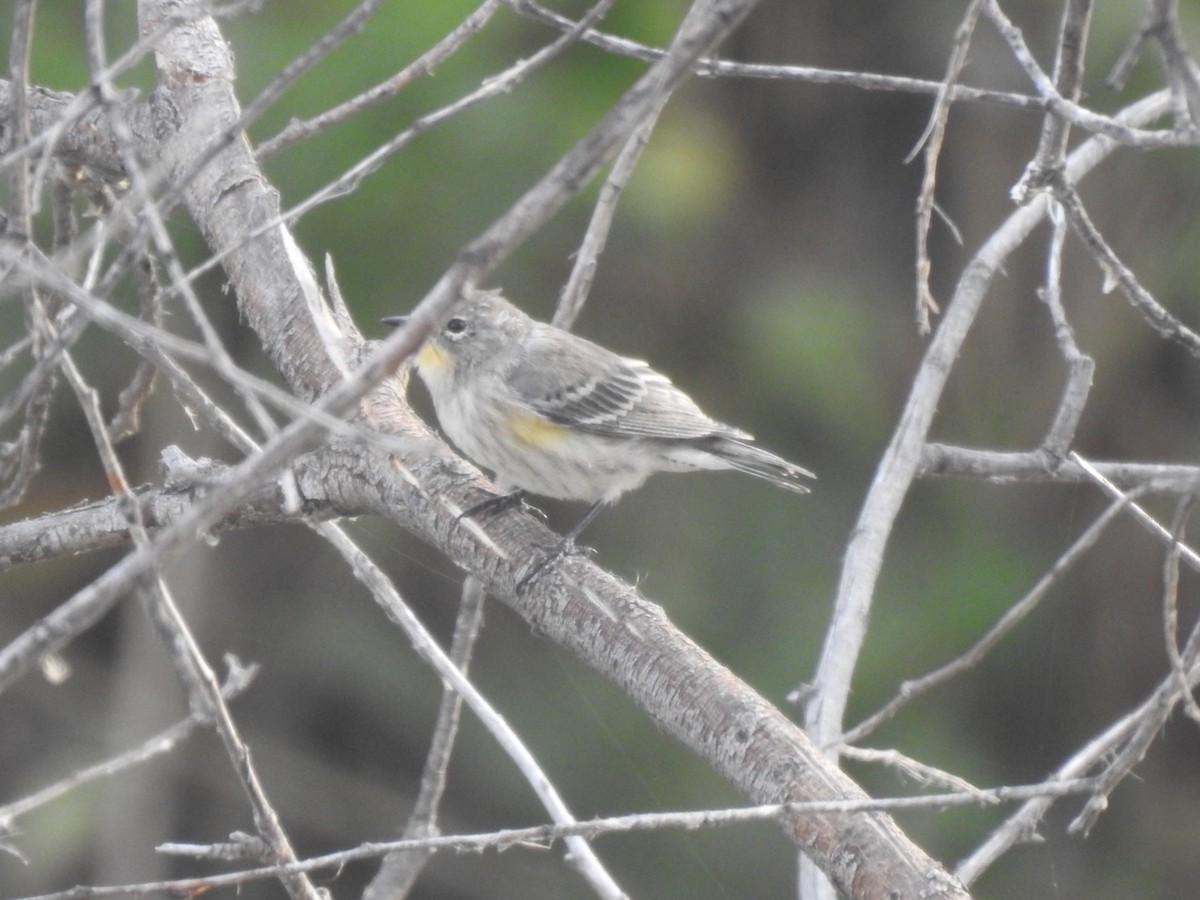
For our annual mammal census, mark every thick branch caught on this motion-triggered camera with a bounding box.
[0,449,343,567]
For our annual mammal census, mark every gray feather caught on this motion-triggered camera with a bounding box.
[509,326,735,440]
[706,438,814,494]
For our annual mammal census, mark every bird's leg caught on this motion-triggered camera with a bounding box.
[517,499,606,591]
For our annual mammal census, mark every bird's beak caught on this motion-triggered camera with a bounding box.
[383,314,447,372]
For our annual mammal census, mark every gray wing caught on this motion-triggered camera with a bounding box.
[507,324,749,441]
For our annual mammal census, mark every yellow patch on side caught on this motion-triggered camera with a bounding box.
[416,342,451,371]
[509,411,570,447]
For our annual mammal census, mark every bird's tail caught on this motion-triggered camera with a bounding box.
[710,438,814,495]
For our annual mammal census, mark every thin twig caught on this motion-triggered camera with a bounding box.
[985,0,1191,155]
[0,334,33,373]
[910,0,982,334]
[1053,177,1200,356]
[516,0,1193,147]
[1,249,403,454]
[257,0,504,159]
[1006,0,1094,203]
[9,779,1097,900]
[920,445,1200,489]
[251,0,617,246]
[0,0,56,513]
[1037,201,1094,457]
[840,489,1139,746]
[7,0,38,235]
[554,87,669,331]
[1071,452,1200,573]
[804,89,1172,773]
[0,661,256,824]
[1066,609,1200,836]
[957,651,1200,882]
[132,576,323,900]
[362,578,488,900]
[1161,496,1200,725]
[1106,2,1156,90]
[105,254,163,443]
[47,259,322,900]
[1149,0,1200,126]
[948,458,1199,865]
[838,746,982,796]
[314,524,627,899]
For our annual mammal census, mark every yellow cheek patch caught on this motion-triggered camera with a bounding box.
[416,342,451,371]
[508,411,570,447]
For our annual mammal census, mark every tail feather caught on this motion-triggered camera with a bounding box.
[711,438,814,494]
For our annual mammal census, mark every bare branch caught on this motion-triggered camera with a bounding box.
[910,0,983,334]
[804,90,1172,775]
[16,781,1093,899]
[1161,497,1200,726]
[105,255,163,443]
[134,577,323,900]
[0,660,255,824]
[920,445,1200,490]
[1068,610,1200,836]
[555,86,669,331]
[362,579,488,900]
[985,0,1194,154]
[840,490,1139,747]
[1037,202,1094,456]
[1006,0,1094,202]
[1053,179,1200,355]
[0,0,56,512]
[957,652,1200,883]
[257,0,505,160]
[319,525,627,899]
[517,0,1195,148]
[1071,452,1200,575]
[1149,0,1200,126]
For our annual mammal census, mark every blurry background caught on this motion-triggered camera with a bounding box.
[3,1,1200,897]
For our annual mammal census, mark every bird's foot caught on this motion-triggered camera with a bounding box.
[516,537,595,592]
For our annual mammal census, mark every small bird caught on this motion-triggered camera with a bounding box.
[384,291,812,579]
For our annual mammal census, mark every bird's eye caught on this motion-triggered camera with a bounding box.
[444,317,468,336]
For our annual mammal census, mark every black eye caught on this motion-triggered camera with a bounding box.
[444,317,468,335]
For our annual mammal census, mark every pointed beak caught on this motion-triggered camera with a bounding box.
[381,315,408,328]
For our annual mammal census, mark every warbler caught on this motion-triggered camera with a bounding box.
[384,290,812,576]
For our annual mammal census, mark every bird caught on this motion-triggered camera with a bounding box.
[384,290,812,582]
